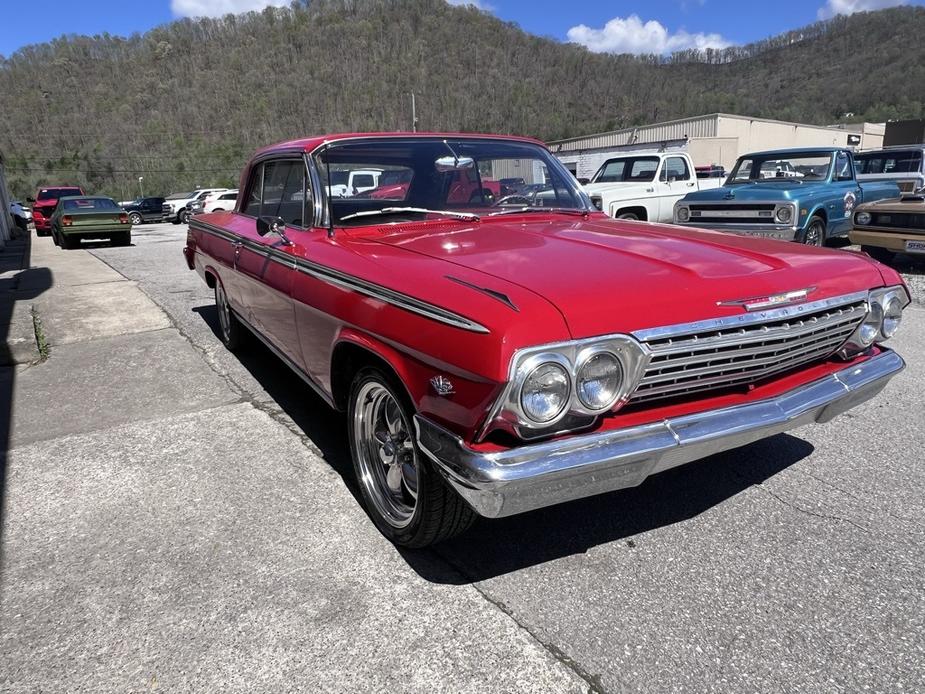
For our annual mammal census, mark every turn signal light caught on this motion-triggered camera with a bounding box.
[119,213,129,224]
[61,215,72,226]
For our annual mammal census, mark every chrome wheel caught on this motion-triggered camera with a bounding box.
[352,381,419,529]
[215,282,232,342]
[129,212,142,225]
[803,218,825,246]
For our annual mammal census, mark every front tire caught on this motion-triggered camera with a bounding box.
[802,216,826,246]
[214,280,243,350]
[348,368,475,547]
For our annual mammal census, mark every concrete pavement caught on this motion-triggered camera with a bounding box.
[1,224,923,693]
[0,233,587,693]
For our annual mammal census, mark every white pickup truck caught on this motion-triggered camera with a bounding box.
[583,152,725,222]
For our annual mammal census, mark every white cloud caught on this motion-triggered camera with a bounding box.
[446,0,494,12]
[567,14,732,55]
[171,0,290,19]
[817,0,909,19]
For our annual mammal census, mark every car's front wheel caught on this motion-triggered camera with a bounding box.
[347,367,475,548]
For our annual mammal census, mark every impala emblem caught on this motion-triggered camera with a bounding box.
[718,287,816,312]
[723,190,736,199]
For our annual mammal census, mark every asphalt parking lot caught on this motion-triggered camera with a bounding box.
[1,223,923,693]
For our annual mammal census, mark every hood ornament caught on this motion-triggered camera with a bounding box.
[718,287,816,312]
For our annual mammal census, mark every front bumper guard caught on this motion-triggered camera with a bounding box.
[415,350,904,518]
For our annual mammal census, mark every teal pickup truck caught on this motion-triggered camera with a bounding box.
[672,147,900,245]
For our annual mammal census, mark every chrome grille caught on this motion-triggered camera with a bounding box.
[632,299,867,403]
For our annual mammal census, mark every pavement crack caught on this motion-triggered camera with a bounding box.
[433,547,624,694]
[748,480,867,531]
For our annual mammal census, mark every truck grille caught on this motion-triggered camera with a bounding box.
[689,203,776,224]
[631,298,867,403]
[871,212,925,230]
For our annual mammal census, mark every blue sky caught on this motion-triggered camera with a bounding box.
[1,0,921,57]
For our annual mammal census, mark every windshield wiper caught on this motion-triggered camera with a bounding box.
[486,206,589,217]
[339,207,480,222]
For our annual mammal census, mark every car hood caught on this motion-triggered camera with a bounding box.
[683,182,828,202]
[369,215,885,339]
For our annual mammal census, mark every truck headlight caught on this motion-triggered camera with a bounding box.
[676,206,690,223]
[576,351,622,411]
[520,360,570,423]
[855,211,871,225]
[775,206,793,224]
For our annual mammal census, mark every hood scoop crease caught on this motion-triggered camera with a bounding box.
[446,275,519,312]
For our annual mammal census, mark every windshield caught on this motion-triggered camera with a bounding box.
[37,188,81,201]
[728,153,833,183]
[591,156,660,183]
[316,138,589,225]
[854,150,923,174]
[61,197,119,211]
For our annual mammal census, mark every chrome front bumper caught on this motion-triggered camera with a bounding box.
[415,350,904,518]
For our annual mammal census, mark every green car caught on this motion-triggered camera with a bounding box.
[50,196,132,249]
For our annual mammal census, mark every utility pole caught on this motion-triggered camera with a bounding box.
[411,92,417,132]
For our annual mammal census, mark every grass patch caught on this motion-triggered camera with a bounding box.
[31,306,49,362]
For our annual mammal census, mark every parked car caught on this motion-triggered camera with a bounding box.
[162,188,227,224]
[9,201,32,231]
[184,132,909,547]
[202,189,238,213]
[50,196,132,249]
[674,148,901,245]
[583,151,723,222]
[850,194,925,264]
[854,146,925,194]
[327,169,382,198]
[122,196,166,225]
[27,186,84,236]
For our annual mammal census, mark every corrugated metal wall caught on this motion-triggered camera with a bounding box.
[549,115,719,153]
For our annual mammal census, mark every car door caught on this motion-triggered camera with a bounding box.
[657,156,695,222]
[828,151,860,237]
[229,158,304,369]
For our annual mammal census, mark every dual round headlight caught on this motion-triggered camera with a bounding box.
[881,295,904,339]
[676,207,690,223]
[855,211,872,226]
[775,206,793,224]
[519,352,624,424]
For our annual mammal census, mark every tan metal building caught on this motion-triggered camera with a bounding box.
[549,113,885,180]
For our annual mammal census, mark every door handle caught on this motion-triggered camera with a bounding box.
[686,182,695,187]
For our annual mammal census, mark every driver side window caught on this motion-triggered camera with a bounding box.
[835,152,853,182]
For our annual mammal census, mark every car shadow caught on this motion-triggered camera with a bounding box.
[192,303,815,584]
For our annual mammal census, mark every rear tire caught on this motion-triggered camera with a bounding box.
[179,210,191,225]
[36,228,50,237]
[214,280,243,351]
[112,231,131,246]
[61,234,77,250]
[616,212,640,220]
[347,367,476,548]
[128,212,142,225]
[861,245,895,264]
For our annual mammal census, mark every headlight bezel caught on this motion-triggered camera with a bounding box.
[838,285,910,358]
[675,205,691,223]
[775,205,794,224]
[855,211,872,226]
[516,353,572,424]
[575,348,624,412]
[489,334,650,440]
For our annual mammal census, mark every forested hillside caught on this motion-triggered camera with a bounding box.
[1,0,923,199]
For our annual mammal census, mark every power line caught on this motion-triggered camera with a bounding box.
[6,167,242,174]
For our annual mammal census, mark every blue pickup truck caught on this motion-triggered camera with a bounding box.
[672,147,900,245]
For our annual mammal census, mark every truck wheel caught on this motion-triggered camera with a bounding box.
[214,281,243,351]
[348,367,475,548]
[180,210,191,224]
[861,245,895,264]
[616,212,639,220]
[802,216,826,246]
[128,212,142,225]
[171,215,181,225]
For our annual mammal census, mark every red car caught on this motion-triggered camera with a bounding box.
[28,185,84,236]
[184,132,909,548]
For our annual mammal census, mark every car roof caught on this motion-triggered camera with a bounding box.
[252,132,547,157]
[741,147,848,158]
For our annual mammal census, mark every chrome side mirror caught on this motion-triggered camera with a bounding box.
[256,215,293,245]
[435,155,476,173]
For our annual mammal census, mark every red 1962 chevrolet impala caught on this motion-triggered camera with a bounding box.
[184,133,909,547]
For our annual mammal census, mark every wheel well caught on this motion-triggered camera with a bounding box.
[809,208,827,225]
[615,206,647,221]
[203,270,216,289]
[330,342,408,412]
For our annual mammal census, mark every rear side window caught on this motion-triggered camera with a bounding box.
[38,188,81,200]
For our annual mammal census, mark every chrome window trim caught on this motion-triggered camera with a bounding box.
[189,218,489,334]
[632,290,870,342]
